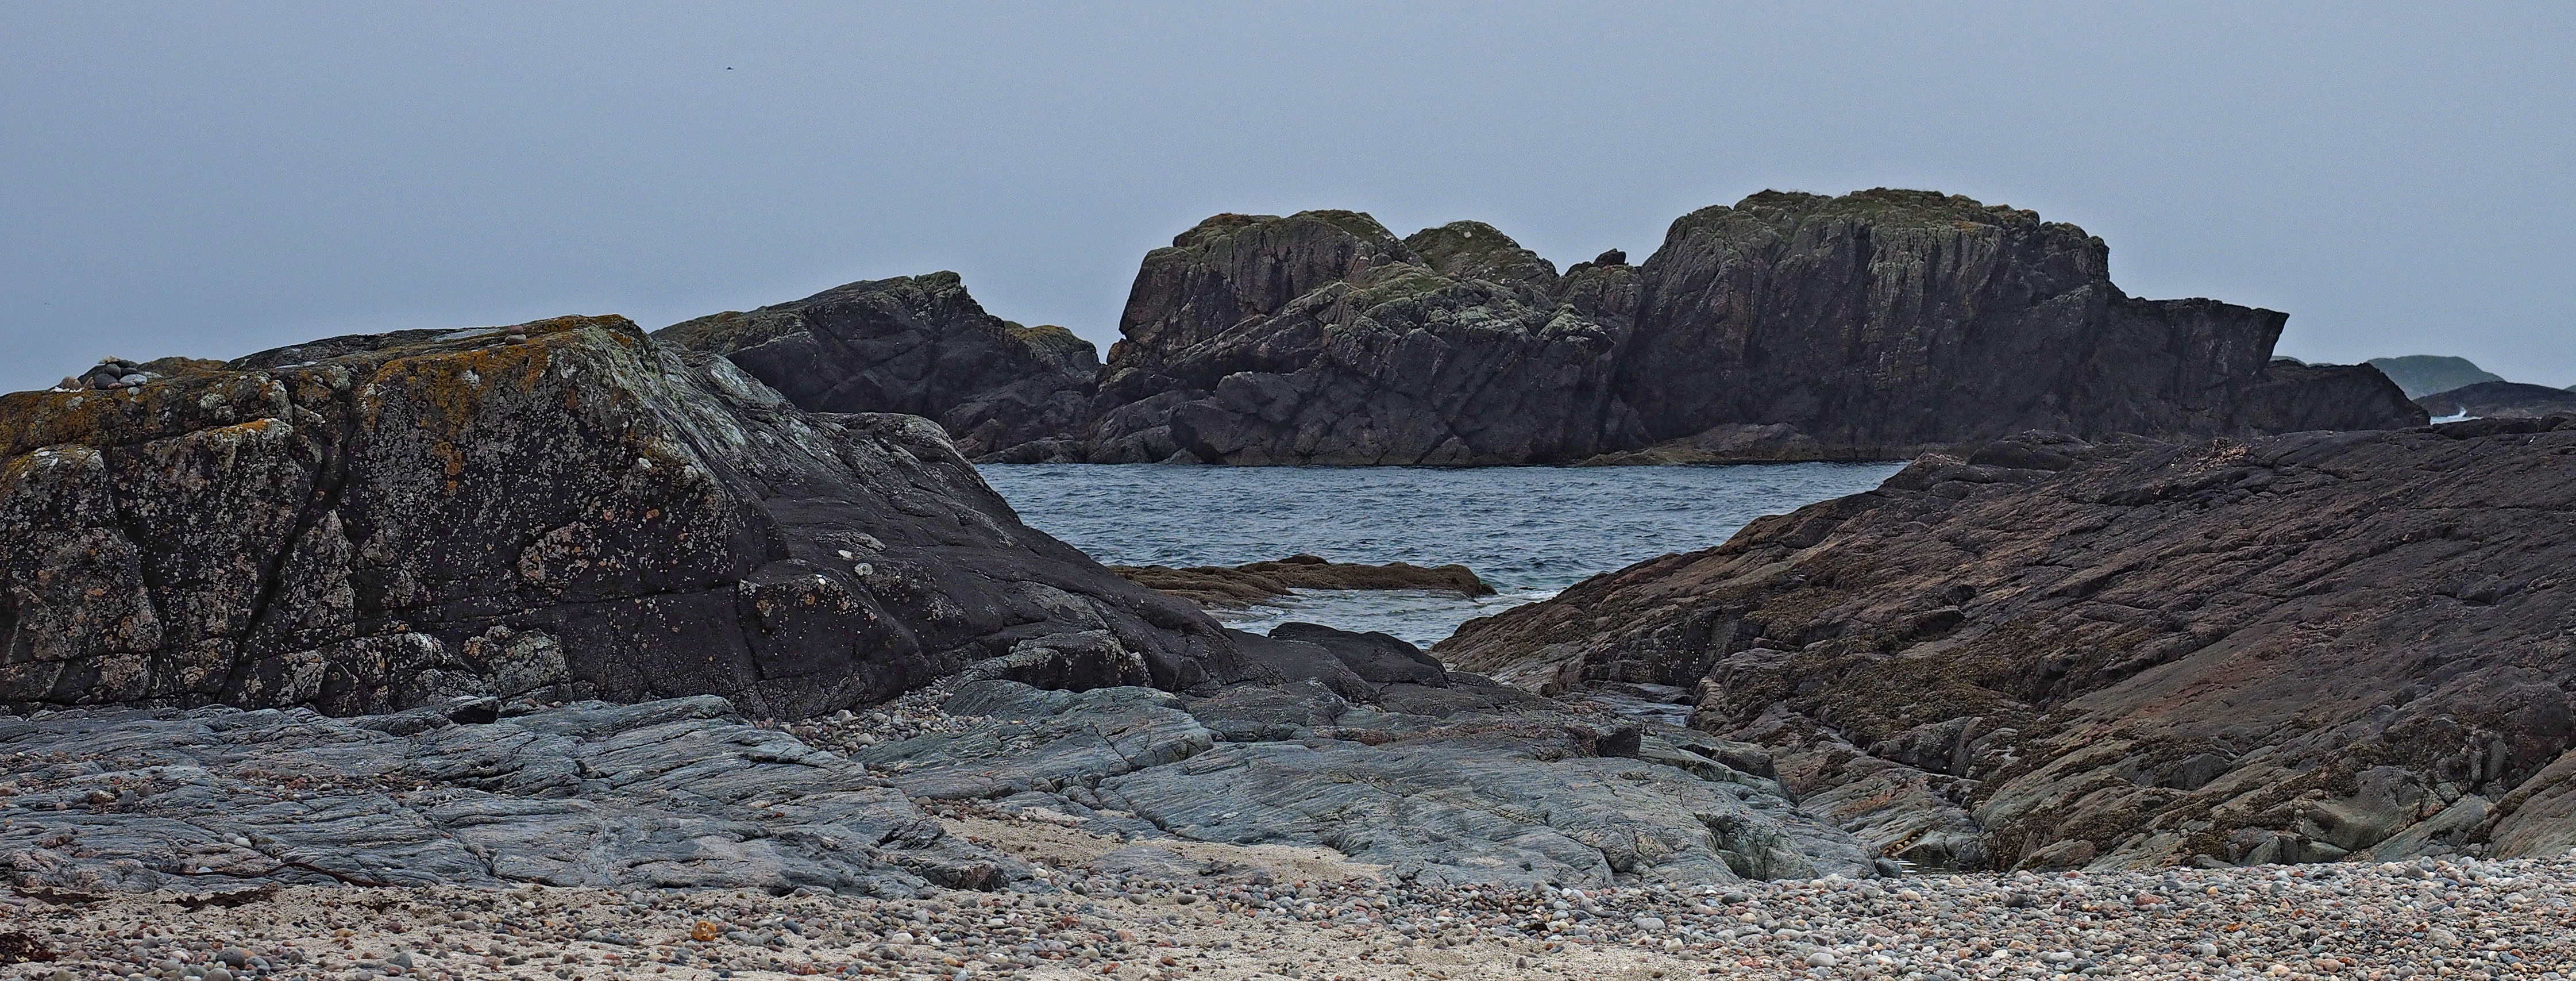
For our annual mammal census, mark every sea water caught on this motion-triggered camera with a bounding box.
[977,462,1904,648]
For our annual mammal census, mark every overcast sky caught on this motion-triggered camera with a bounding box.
[5,3,2570,393]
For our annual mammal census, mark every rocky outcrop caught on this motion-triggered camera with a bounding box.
[0,317,1236,718]
[1081,214,1639,464]
[1110,554,1493,609]
[852,622,1879,886]
[1065,190,2421,464]
[1439,421,2576,871]
[647,191,2420,466]
[655,274,1100,459]
[0,695,1015,895]
[2366,355,2505,399]
[2415,381,2576,420]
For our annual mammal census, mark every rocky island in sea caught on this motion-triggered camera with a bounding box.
[661,189,2425,466]
[3,188,2572,979]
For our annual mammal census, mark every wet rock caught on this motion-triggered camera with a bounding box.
[1110,554,1494,609]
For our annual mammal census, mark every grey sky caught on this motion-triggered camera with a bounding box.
[5,3,2571,394]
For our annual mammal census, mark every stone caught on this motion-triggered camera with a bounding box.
[1441,421,2576,870]
[0,316,1240,718]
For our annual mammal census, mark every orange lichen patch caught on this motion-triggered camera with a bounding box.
[0,372,287,458]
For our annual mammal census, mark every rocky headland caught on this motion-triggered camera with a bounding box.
[2365,356,2505,401]
[665,190,2427,466]
[2413,381,2576,420]
[1109,555,1494,609]
[1438,419,2576,875]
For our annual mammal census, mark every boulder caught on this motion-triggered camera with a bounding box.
[1439,421,2576,869]
[0,317,1237,718]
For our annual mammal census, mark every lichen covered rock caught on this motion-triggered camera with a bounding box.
[1,317,1235,717]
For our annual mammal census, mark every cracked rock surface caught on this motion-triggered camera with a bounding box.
[852,624,1879,888]
[0,696,1011,897]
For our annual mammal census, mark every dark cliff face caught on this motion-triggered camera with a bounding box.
[0,317,1234,718]
[655,273,1100,460]
[1437,421,2576,869]
[1617,191,2420,451]
[1070,190,2423,464]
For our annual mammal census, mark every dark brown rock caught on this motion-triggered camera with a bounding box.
[1438,422,2576,869]
[1108,553,1494,608]
[2415,380,2576,420]
[0,317,1237,718]
[654,272,1099,459]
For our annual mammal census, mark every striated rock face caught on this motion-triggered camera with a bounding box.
[1439,421,2576,870]
[2415,381,2576,420]
[1611,193,2423,454]
[0,317,1235,718]
[1069,190,2422,464]
[656,273,1100,459]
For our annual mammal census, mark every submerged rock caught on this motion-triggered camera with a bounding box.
[1440,421,2576,870]
[0,316,1237,717]
[1110,554,1495,609]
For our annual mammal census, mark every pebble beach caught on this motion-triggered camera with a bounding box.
[8,825,2570,981]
